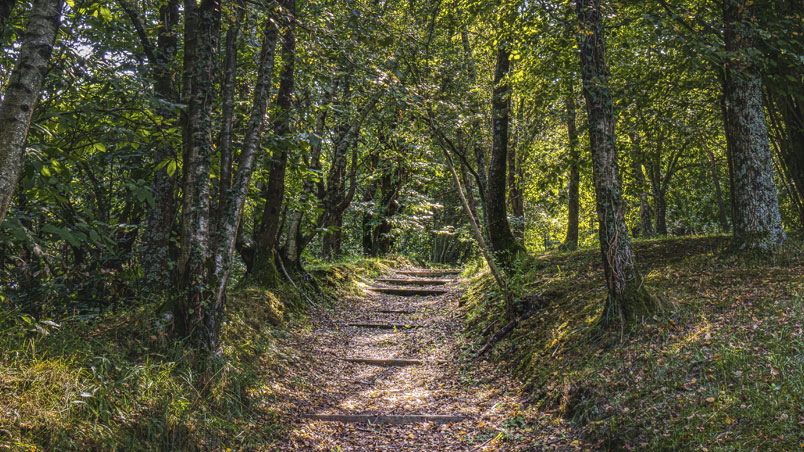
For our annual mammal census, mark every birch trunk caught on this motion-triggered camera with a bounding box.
[0,0,62,227]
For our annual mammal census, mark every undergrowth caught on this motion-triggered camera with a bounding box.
[462,235,804,451]
[0,256,407,451]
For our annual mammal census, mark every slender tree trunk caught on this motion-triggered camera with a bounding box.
[320,88,381,260]
[654,187,667,235]
[252,0,295,286]
[461,28,488,202]
[576,0,655,327]
[563,88,580,249]
[629,132,655,238]
[722,0,786,251]
[705,146,730,232]
[175,0,221,352]
[508,99,525,240]
[0,0,62,227]
[440,142,515,314]
[216,4,244,218]
[282,82,334,267]
[486,45,525,271]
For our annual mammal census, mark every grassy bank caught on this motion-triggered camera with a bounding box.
[462,235,804,451]
[0,256,406,451]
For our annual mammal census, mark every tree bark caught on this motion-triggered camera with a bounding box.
[721,0,786,251]
[252,0,295,286]
[486,45,525,272]
[563,87,581,249]
[576,0,655,327]
[175,0,221,352]
[0,0,62,227]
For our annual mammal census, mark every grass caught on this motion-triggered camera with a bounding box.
[0,255,406,451]
[462,234,804,451]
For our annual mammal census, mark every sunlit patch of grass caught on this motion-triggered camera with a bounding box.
[307,255,411,295]
[462,235,804,450]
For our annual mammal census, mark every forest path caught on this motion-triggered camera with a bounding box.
[265,268,575,451]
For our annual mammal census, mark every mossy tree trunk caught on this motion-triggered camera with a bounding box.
[722,0,786,251]
[576,0,656,326]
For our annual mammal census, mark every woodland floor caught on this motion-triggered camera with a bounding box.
[259,269,586,451]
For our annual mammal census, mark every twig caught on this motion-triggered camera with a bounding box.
[476,301,538,358]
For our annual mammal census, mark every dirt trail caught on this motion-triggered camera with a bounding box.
[265,268,574,451]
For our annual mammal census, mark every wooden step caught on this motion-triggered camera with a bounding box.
[396,269,460,277]
[345,323,419,329]
[374,309,415,314]
[376,278,449,286]
[302,414,468,425]
[343,358,422,366]
[367,287,447,296]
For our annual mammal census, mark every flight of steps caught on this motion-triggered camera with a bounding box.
[303,268,465,426]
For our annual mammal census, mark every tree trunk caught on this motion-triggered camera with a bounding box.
[705,146,730,232]
[136,0,181,295]
[721,0,786,251]
[629,132,655,238]
[563,87,580,249]
[486,45,525,271]
[461,28,488,201]
[216,4,244,219]
[252,0,295,286]
[765,89,804,229]
[576,0,655,327]
[211,0,280,292]
[654,187,667,235]
[319,88,381,260]
[281,82,334,267]
[0,0,62,227]
[175,0,221,352]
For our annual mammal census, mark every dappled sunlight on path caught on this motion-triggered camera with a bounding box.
[261,268,584,451]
